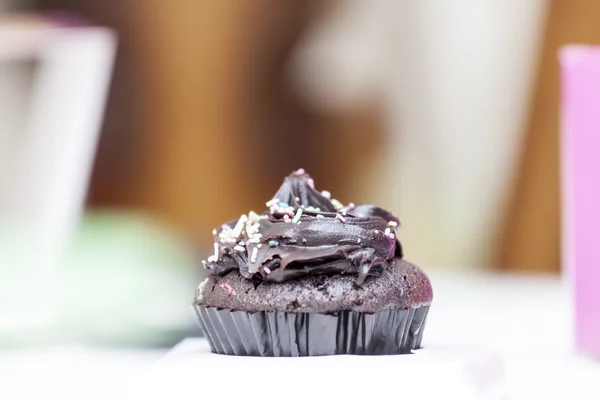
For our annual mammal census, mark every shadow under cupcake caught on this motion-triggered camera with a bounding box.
[193,169,432,356]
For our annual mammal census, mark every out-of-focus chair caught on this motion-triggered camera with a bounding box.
[0,15,116,341]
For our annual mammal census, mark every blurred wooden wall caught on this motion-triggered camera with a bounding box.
[133,1,260,237]
[499,0,600,273]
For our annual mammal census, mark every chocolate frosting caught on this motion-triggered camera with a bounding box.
[202,169,402,285]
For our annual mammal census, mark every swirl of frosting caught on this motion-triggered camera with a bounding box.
[202,169,402,285]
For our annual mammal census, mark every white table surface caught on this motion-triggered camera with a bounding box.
[428,271,600,399]
[1,271,599,400]
[134,337,506,400]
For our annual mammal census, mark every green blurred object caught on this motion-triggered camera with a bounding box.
[56,210,202,347]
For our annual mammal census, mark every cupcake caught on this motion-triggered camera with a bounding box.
[192,169,432,356]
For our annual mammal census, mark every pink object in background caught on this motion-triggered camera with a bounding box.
[561,46,600,358]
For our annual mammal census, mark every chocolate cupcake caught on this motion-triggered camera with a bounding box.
[192,169,432,356]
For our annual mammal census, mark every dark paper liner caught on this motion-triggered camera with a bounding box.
[191,305,429,356]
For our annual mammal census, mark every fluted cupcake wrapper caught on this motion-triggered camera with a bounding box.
[191,305,429,356]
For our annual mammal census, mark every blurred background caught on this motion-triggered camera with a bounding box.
[0,0,595,348]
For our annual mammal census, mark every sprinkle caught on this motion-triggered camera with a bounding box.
[384,228,391,236]
[331,199,343,209]
[297,221,302,225]
[201,260,207,266]
[321,190,331,199]
[295,168,305,175]
[239,241,245,246]
[266,198,279,207]
[283,215,291,223]
[207,255,217,262]
[257,243,262,248]
[234,245,245,252]
[292,208,303,224]
[213,242,219,258]
[232,215,247,238]
[220,283,236,296]
[307,178,315,188]
[357,238,361,244]
[388,221,398,227]
[268,240,278,247]
[347,202,355,209]
[212,229,217,235]
[249,210,262,221]
[247,222,260,235]
[263,267,271,274]
[250,247,258,263]
[336,213,346,223]
[316,214,325,219]
[389,233,396,240]
[295,197,300,202]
